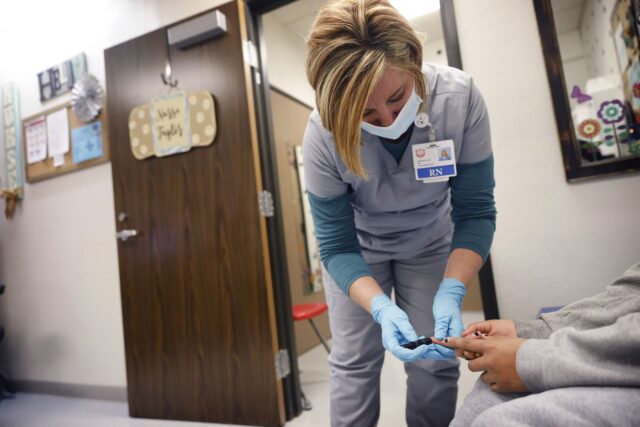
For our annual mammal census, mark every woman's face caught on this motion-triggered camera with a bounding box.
[362,68,413,127]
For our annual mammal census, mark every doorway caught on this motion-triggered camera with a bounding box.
[248,0,500,423]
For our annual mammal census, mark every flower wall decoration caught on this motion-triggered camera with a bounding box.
[594,100,628,158]
[597,100,625,125]
[577,119,603,162]
[577,119,601,139]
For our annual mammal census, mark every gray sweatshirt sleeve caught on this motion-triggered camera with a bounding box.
[514,262,640,339]
[513,319,552,339]
[516,312,640,392]
[514,262,640,392]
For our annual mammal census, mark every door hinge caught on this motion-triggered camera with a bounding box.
[275,349,290,379]
[244,40,259,69]
[258,190,274,217]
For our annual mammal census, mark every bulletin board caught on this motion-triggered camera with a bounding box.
[21,102,110,183]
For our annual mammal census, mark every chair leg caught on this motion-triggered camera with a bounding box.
[300,389,313,411]
[308,318,331,354]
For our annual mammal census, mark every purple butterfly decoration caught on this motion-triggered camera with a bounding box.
[571,85,592,103]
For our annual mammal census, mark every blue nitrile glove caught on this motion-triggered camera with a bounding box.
[432,278,467,358]
[371,294,449,362]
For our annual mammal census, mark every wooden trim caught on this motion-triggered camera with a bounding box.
[269,85,314,111]
[533,0,640,181]
[237,1,286,425]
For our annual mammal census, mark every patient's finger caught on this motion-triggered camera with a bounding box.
[468,357,488,373]
[439,336,486,353]
[462,321,492,337]
[455,348,477,360]
[463,350,481,360]
[431,337,448,347]
[480,371,496,385]
[489,383,502,393]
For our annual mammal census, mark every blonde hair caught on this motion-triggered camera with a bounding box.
[306,0,427,177]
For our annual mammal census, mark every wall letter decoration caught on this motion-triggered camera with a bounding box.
[1,83,24,218]
[38,53,87,102]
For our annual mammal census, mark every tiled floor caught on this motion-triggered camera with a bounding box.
[0,312,483,427]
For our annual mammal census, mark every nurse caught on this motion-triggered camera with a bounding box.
[303,0,495,426]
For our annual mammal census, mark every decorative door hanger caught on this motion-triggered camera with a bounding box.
[128,91,217,160]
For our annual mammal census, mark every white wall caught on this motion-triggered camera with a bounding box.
[0,0,229,389]
[262,14,316,107]
[454,0,640,320]
[423,37,448,67]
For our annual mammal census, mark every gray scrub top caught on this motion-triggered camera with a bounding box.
[302,63,493,264]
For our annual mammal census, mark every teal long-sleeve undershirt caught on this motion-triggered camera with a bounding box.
[307,191,373,295]
[449,154,496,259]
[307,154,496,295]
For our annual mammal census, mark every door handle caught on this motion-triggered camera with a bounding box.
[116,229,139,241]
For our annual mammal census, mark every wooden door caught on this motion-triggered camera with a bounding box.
[104,2,284,426]
[268,88,331,355]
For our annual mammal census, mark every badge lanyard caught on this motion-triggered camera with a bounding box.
[414,111,435,142]
[414,81,435,142]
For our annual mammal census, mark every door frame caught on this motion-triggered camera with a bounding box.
[242,2,303,420]
[244,0,501,419]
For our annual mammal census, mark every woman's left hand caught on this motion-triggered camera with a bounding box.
[432,278,466,357]
[434,335,529,393]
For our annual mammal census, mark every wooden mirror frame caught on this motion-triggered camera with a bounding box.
[533,0,640,181]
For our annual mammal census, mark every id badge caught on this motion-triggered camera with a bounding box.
[412,139,457,183]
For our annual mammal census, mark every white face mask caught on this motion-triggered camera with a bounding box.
[360,87,422,139]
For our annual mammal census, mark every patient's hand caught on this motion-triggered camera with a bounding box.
[433,336,529,393]
[449,320,517,360]
[463,319,517,338]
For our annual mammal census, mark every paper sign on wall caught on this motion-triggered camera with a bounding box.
[25,117,47,164]
[53,153,65,168]
[46,108,70,157]
[72,122,103,164]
